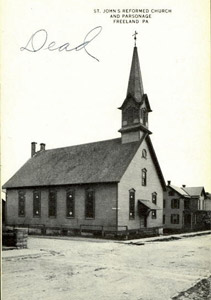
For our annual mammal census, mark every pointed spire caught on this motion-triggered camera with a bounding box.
[126,42,144,102]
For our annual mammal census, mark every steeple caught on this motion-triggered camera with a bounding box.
[126,46,144,102]
[119,34,152,144]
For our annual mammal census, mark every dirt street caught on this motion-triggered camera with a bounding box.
[2,235,211,300]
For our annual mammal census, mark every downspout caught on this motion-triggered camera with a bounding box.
[4,190,7,225]
[116,183,118,234]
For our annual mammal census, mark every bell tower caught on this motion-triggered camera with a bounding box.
[119,32,152,144]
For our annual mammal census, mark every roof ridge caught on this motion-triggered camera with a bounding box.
[43,137,122,152]
[183,186,204,189]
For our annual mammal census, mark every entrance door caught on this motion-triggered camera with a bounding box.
[140,216,147,228]
[184,214,191,227]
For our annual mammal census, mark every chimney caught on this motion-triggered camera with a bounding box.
[182,185,186,188]
[167,180,171,186]
[31,142,37,157]
[40,143,46,151]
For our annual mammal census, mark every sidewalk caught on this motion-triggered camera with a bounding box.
[123,229,211,245]
[2,248,49,259]
[2,230,211,259]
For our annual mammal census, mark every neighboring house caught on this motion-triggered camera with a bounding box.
[163,181,191,231]
[164,181,211,232]
[182,186,207,210]
[3,40,166,237]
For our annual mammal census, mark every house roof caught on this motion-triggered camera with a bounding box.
[169,185,190,197]
[182,187,205,197]
[3,136,166,191]
[3,138,142,189]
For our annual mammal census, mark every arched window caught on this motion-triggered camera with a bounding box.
[142,149,147,159]
[85,189,95,219]
[18,191,25,217]
[66,190,75,218]
[33,190,41,217]
[49,190,57,217]
[123,106,139,126]
[142,169,147,186]
[129,189,135,219]
[152,192,157,204]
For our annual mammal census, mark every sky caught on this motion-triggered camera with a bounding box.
[1,0,210,194]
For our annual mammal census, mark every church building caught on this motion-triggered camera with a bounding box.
[3,37,166,237]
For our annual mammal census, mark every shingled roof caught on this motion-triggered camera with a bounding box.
[3,138,143,189]
[3,136,166,190]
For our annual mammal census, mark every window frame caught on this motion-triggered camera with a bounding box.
[142,168,147,186]
[152,192,157,205]
[48,190,57,218]
[66,190,75,218]
[129,189,135,220]
[168,190,175,196]
[142,149,147,159]
[171,214,180,224]
[171,198,180,209]
[33,190,41,218]
[85,189,95,219]
[151,210,157,219]
[18,191,25,217]
[184,199,190,209]
[123,105,139,126]
[163,214,165,224]
[141,108,148,126]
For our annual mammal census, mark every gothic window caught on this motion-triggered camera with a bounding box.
[49,190,57,217]
[18,191,25,217]
[142,149,147,159]
[152,192,157,205]
[33,190,41,217]
[141,108,148,126]
[123,106,139,126]
[129,189,135,219]
[66,190,75,218]
[85,190,95,219]
[163,199,166,208]
[142,168,147,186]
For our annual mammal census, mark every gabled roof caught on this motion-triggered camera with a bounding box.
[142,94,152,112]
[118,94,140,110]
[145,135,166,191]
[182,187,206,197]
[126,46,144,102]
[3,138,142,189]
[3,135,166,191]
[118,93,152,112]
[168,185,190,197]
